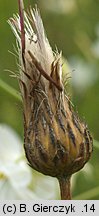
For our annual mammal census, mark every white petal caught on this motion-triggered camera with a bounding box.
[0,161,32,188]
[33,172,59,199]
[9,161,32,188]
[0,179,38,200]
[15,188,39,200]
[0,180,21,199]
[0,124,22,162]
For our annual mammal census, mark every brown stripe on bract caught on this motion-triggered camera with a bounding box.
[67,122,76,146]
[87,129,93,146]
[49,124,56,146]
[27,120,33,136]
[57,140,67,158]
[24,138,40,171]
[61,106,67,118]
[57,112,66,133]
[35,139,48,163]
[43,100,53,119]
[79,142,85,157]
[84,127,93,160]
[72,113,82,134]
[53,140,68,166]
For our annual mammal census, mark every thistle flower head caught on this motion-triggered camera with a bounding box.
[9,0,93,183]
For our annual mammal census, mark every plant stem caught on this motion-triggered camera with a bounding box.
[58,176,71,200]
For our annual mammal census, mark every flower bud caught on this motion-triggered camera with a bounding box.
[9,0,93,199]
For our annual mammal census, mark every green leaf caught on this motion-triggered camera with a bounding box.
[73,186,99,200]
[93,140,99,150]
[0,78,22,102]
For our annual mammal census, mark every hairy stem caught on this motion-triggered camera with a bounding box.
[58,176,71,200]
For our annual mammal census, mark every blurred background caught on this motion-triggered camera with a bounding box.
[0,0,99,199]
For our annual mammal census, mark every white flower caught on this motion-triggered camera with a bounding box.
[32,171,59,199]
[0,124,37,199]
[0,124,58,199]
